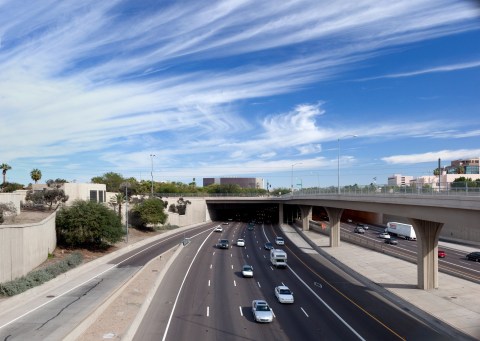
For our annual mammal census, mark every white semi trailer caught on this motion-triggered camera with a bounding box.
[386,222,417,240]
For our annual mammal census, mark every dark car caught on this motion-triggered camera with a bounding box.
[264,242,274,250]
[385,238,398,245]
[356,223,369,230]
[466,252,480,262]
[217,239,229,249]
[354,227,365,234]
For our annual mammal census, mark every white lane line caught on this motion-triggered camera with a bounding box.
[234,280,237,287]
[210,264,212,269]
[239,306,243,316]
[231,264,233,269]
[301,307,309,317]
[207,306,210,317]
[231,253,233,257]
[208,280,210,286]
[162,230,213,341]
[287,265,365,341]
[247,254,249,258]
[257,281,261,288]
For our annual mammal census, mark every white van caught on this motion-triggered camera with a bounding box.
[270,249,287,268]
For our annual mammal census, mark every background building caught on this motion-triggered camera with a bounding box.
[387,174,413,187]
[445,158,480,175]
[203,177,264,189]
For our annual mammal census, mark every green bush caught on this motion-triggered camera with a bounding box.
[56,200,124,248]
[0,252,83,297]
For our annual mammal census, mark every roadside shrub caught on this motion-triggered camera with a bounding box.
[0,252,83,297]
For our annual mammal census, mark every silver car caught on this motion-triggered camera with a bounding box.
[274,285,294,304]
[252,300,274,323]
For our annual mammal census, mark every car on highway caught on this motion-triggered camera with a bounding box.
[252,300,274,323]
[214,225,223,232]
[466,252,480,262]
[356,223,369,230]
[354,226,365,234]
[384,238,398,245]
[217,239,229,249]
[242,265,253,277]
[438,250,446,258]
[274,285,294,304]
[237,238,245,247]
[264,242,273,250]
[378,232,391,239]
[275,236,284,245]
[222,222,229,225]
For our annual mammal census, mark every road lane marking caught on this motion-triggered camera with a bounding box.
[234,280,237,287]
[301,307,309,317]
[210,264,212,269]
[287,265,365,340]
[207,306,210,317]
[208,280,210,286]
[257,281,261,288]
[239,306,243,316]
[231,264,233,269]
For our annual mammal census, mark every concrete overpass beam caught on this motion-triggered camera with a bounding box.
[409,218,443,290]
[299,205,312,231]
[325,207,344,247]
[279,203,284,224]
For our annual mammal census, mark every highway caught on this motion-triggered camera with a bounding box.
[135,222,461,340]
[338,222,480,284]
[0,223,215,340]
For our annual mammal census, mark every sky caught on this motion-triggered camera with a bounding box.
[1,0,480,190]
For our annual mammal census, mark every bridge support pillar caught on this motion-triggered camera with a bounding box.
[325,207,344,247]
[299,205,312,231]
[279,203,284,224]
[409,219,443,290]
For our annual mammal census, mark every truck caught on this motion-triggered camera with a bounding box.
[386,222,416,240]
[270,249,287,268]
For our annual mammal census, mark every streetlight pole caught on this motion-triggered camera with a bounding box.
[291,162,302,194]
[337,135,357,194]
[150,154,156,197]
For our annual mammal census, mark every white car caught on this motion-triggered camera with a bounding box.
[242,264,253,277]
[274,237,284,245]
[237,238,245,247]
[214,225,223,232]
[252,300,274,323]
[378,232,391,239]
[274,285,294,304]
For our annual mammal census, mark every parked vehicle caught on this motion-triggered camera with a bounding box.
[385,238,398,245]
[275,236,284,245]
[242,264,253,277]
[386,222,416,240]
[438,250,446,258]
[270,249,287,268]
[252,300,274,323]
[378,232,391,239]
[264,242,273,250]
[274,286,294,303]
[466,252,480,262]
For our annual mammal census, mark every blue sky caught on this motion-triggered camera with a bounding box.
[1,0,480,189]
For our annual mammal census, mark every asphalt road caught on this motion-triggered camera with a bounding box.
[135,222,466,340]
[339,222,480,283]
[0,223,214,341]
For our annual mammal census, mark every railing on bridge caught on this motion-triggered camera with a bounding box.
[152,181,480,198]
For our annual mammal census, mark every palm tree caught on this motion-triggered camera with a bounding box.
[30,168,42,183]
[1,163,12,186]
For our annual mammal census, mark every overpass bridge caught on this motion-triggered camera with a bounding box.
[205,192,480,290]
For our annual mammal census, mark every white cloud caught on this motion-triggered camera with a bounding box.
[382,149,480,164]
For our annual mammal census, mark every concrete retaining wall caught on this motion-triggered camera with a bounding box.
[0,192,23,214]
[166,198,208,226]
[0,212,57,283]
